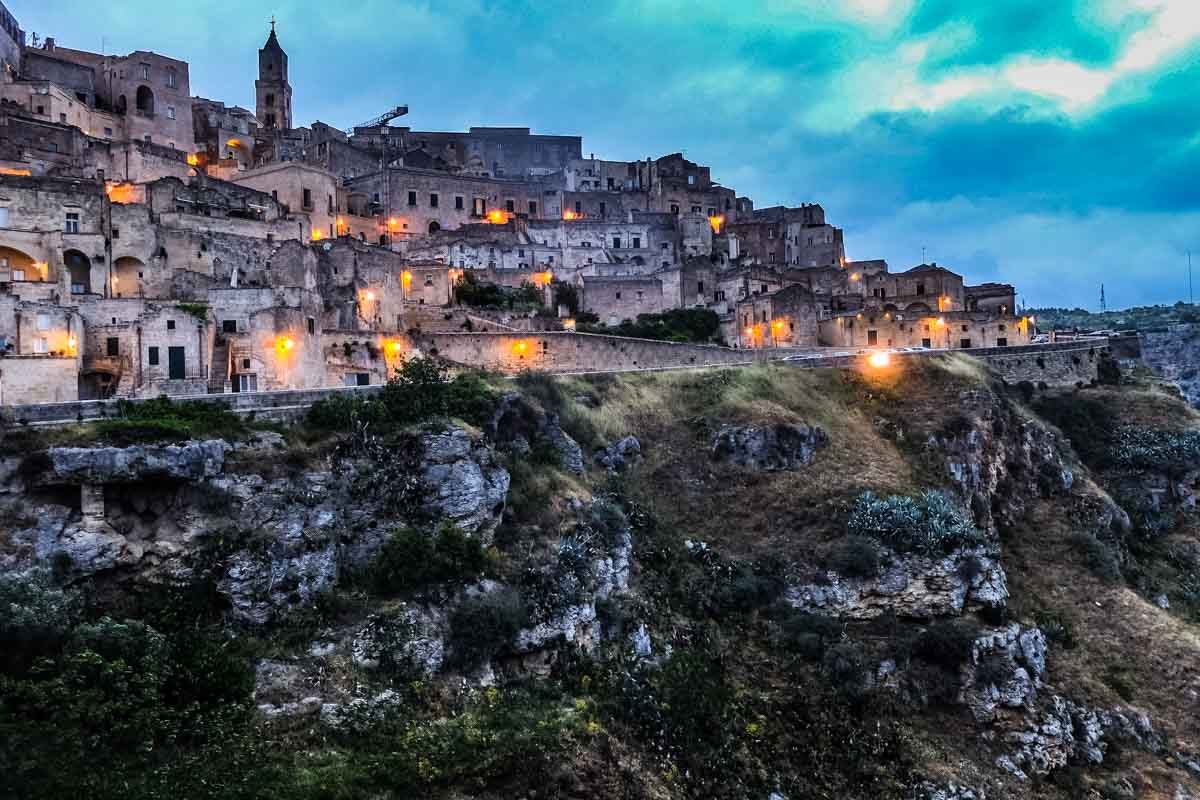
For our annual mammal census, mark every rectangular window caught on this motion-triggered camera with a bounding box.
[104,127,113,137]
[344,373,370,387]
[599,201,606,216]
[60,113,67,123]
[302,188,312,209]
[473,197,485,216]
[867,330,878,346]
[430,193,439,208]
[612,237,621,249]
[574,201,582,213]
[997,337,1008,347]
[106,337,119,357]
[307,317,316,334]
[222,319,237,333]
[408,191,417,206]
[237,374,258,392]
[633,237,641,249]
[506,199,515,213]
[455,195,465,210]
[167,319,176,330]
[960,338,972,349]
[112,227,119,239]
[166,69,177,88]
[670,204,679,214]
[34,337,48,354]
[528,200,537,216]
[921,338,931,349]
[65,212,80,233]
[12,269,24,281]
[167,346,186,379]
[166,106,176,120]
[148,346,160,365]
[691,205,701,213]
[140,63,150,79]
[36,313,50,331]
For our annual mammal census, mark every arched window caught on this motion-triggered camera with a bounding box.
[428,221,441,233]
[64,249,91,294]
[135,85,155,115]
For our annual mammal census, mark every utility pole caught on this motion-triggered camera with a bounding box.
[1100,283,1106,313]
[1189,250,1194,306]
[921,245,926,264]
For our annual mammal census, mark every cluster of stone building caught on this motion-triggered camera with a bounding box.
[0,10,1026,405]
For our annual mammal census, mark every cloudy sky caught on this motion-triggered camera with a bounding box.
[14,0,1200,309]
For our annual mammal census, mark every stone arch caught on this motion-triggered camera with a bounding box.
[64,249,91,294]
[0,245,38,280]
[882,303,899,313]
[112,256,145,297]
[115,94,127,114]
[135,85,154,114]
[428,220,441,234]
[905,301,932,313]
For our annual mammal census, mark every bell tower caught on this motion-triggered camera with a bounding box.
[255,18,292,131]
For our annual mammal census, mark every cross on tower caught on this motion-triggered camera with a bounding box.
[269,15,276,32]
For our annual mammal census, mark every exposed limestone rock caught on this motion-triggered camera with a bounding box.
[915,782,986,800]
[38,440,228,484]
[595,435,642,473]
[785,549,1007,619]
[966,624,1047,721]
[710,422,828,471]
[419,428,510,539]
[351,606,447,678]
[486,391,583,474]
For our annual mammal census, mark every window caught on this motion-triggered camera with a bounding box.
[661,242,669,250]
[328,195,334,214]
[506,199,515,212]
[691,205,701,213]
[473,197,485,216]
[60,113,67,123]
[166,68,177,88]
[916,282,925,295]
[615,291,622,299]
[34,337,48,354]
[922,338,932,348]
[455,195,465,210]
[997,338,1008,347]
[608,177,615,189]
[599,201,606,216]
[430,192,439,208]
[166,106,176,120]
[35,104,44,115]
[112,227,119,239]
[528,200,537,215]
[698,280,705,293]
[140,63,150,79]
[344,373,370,387]
[408,191,417,206]
[106,337,119,357]
[103,126,113,137]
[12,269,23,281]
[237,374,258,392]
[242,358,251,369]
[265,93,274,106]
[148,346,160,365]
[670,204,679,214]
[222,320,237,333]
[307,317,316,334]
[65,212,80,233]
[867,330,878,345]
[167,346,186,379]
[960,338,972,349]
[574,201,582,214]
[302,188,312,209]
[612,237,621,249]
[636,290,644,301]
[632,237,641,249]
[36,313,50,331]
[167,319,176,330]
[687,175,696,185]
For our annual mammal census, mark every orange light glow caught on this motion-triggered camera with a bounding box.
[67,335,77,353]
[849,272,861,281]
[485,209,508,224]
[562,318,576,331]
[0,167,31,177]
[401,270,412,288]
[311,229,323,241]
[868,351,891,369]
[363,290,376,301]
[388,217,401,230]
[938,295,951,312]
[531,270,554,287]
[186,153,200,166]
[226,138,243,149]
[513,340,529,356]
[708,214,725,234]
[935,317,946,327]
[105,182,138,204]
[562,209,582,221]
[386,339,403,354]
[771,319,784,331]
[275,336,295,354]
[34,262,48,276]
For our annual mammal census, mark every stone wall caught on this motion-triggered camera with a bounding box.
[426,330,753,373]
[0,355,78,404]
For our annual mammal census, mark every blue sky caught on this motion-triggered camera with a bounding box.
[14,0,1200,309]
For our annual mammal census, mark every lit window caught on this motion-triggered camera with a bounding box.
[65,212,80,233]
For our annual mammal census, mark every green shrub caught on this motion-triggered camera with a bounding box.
[0,569,78,672]
[578,308,720,343]
[913,619,978,669]
[1068,531,1123,581]
[847,490,983,555]
[777,609,843,660]
[85,396,247,444]
[826,536,881,578]
[1110,426,1200,476]
[1097,352,1122,386]
[447,588,529,667]
[1031,393,1116,466]
[823,642,869,700]
[368,525,489,595]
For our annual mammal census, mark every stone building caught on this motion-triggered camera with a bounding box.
[255,24,292,133]
[579,275,665,325]
[863,262,964,313]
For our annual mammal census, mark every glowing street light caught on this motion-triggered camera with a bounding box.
[275,335,295,354]
[868,351,891,368]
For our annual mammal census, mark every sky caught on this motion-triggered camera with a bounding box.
[12,0,1200,309]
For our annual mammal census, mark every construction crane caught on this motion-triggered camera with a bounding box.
[344,106,409,137]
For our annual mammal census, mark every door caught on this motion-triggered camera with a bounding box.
[167,346,186,379]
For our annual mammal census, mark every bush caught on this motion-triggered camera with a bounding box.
[826,536,880,578]
[578,308,720,343]
[0,569,78,672]
[1097,352,1122,385]
[1032,393,1116,466]
[1110,426,1200,476]
[823,642,869,700]
[368,524,489,595]
[455,272,542,310]
[447,588,529,667]
[777,609,843,660]
[847,490,983,555]
[914,619,978,669]
[1068,531,1122,581]
[90,396,246,444]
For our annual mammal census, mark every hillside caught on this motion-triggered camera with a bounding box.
[3,357,1200,799]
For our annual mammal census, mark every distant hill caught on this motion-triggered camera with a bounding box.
[1028,301,1200,332]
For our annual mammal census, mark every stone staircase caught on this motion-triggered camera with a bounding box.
[208,338,230,393]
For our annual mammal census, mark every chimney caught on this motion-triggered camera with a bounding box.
[44,37,55,51]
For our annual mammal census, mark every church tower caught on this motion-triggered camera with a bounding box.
[255,20,292,131]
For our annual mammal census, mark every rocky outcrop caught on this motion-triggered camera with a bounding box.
[710,422,828,471]
[999,696,1164,780]
[595,435,642,473]
[37,440,228,484]
[352,605,447,678]
[486,392,584,474]
[1141,325,1200,408]
[966,624,1047,721]
[419,428,510,539]
[785,549,1007,619]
